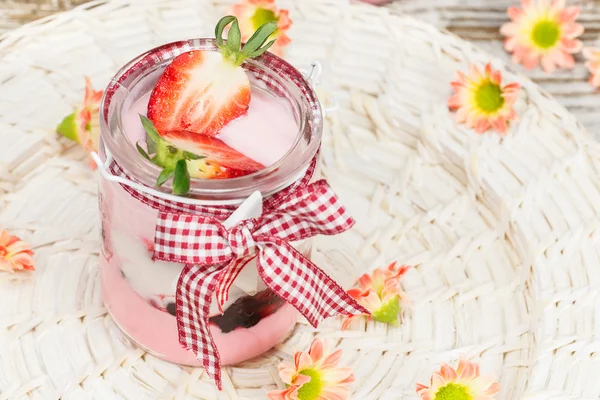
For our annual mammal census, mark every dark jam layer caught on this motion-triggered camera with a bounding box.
[119,262,286,334]
[166,289,285,333]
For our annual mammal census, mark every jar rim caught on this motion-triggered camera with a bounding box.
[100,38,323,205]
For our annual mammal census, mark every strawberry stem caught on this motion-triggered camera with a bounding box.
[215,16,278,66]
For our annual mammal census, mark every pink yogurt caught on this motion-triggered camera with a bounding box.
[122,84,299,167]
[100,77,301,366]
[100,254,298,365]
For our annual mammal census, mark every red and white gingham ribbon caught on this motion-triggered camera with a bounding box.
[152,179,368,389]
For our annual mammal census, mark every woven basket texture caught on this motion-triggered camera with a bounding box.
[1,0,600,399]
[4,0,600,136]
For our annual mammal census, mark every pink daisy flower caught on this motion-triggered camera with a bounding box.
[448,63,521,135]
[0,230,35,273]
[583,47,600,88]
[231,0,292,57]
[342,262,410,329]
[56,77,104,168]
[500,0,584,73]
[416,357,501,400]
[268,338,354,400]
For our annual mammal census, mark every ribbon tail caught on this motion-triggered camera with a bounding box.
[214,256,255,313]
[256,238,369,327]
[176,264,224,390]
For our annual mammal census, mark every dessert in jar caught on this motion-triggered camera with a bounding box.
[98,18,323,366]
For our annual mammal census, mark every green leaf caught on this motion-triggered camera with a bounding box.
[226,19,242,52]
[242,21,277,56]
[136,142,151,160]
[371,295,401,326]
[56,111,80,143]
[146,133,158,154]
[139,114,161,148]
[245,39,276,58]
[215,15,236,48]
[156,168,175,187]
[172,159,190,195]
[184,151,206,160]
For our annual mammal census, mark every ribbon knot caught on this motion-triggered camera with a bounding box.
[227,221,257,259]
[151,179,368,390]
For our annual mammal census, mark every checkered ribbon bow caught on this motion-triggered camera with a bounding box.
[152,179,368,389]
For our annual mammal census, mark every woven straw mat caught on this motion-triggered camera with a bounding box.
[2,0,600,399]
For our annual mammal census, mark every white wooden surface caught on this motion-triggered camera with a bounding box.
[388,0,600,136]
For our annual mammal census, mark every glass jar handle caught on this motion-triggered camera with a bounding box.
[300,62,338,116]
[301,62,322,87]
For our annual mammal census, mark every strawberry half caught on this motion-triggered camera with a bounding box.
[147,51,251,136]
[164,130,264,179]
[147,16,278,138]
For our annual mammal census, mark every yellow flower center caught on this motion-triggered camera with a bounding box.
[296,368,324,400]
[531,19,560,50]
[372,281,385,297]
[434,383,473,400]
[474,81,505,113]
[252,8,279,30]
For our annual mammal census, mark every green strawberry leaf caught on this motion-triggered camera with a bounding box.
[215,15,236,48]
[140,114,161,152]
[146,133,158,154]
[216,16,278,66]
[137,142,151,160]
[371,295,401,326]
[157,168,175,186]
[226,19,242,52]
[242,22,277,55]
[173,159,190,195]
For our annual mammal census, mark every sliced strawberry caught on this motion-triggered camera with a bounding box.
[164,130,264,179]
[140,16,279,190]
[147,51,251,136]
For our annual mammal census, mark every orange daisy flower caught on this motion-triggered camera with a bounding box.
[584,48,600,88]
[448,63,521,135]
[500,0,584,73]
[231,0,292,56]
[342,262,410,329]
[268,338,354,400]
[416,358,501,400]
[0,230,35,273]
[56,76,104,168]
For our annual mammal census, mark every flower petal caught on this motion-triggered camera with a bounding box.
[296,351,313,372]
[0,259,15,273]
[440,364,458,381]
[279,366,297,385]
[484,382,501,396]
[321,348,343,369]
[456,358,478,381]
[268,385,300,400]
[357,273,373,290]
[417,389,435,400]
[320,387,352,400]
[294,373,312,386]
[431,371,446,389]
[309,338,325,364]
[321,366,354,385]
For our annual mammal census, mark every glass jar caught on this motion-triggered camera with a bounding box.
[97,39,323,366]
